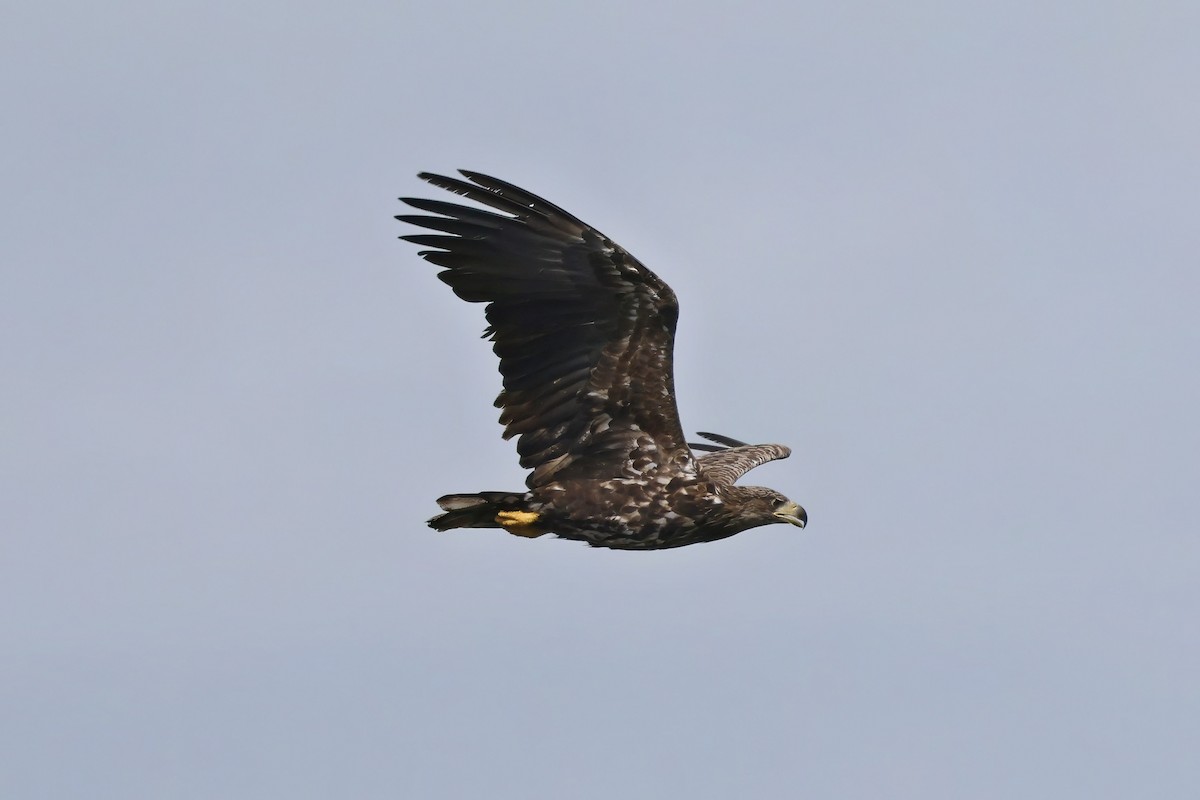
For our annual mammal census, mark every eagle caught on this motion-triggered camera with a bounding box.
[397,171,807,550]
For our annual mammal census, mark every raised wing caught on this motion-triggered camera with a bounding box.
[399,171,692,487]
[690,431,791,487]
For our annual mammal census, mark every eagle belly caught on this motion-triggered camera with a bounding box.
[529,474,726,550]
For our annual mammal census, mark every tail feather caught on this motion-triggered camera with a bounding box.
[429,492,526,531]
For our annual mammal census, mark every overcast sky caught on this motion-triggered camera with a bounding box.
[4,1,1198,797]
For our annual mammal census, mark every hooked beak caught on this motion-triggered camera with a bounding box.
[774,501,808,528]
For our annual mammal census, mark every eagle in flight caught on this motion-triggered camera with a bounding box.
[398,171,807,550]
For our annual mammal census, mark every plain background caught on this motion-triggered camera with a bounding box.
[4,1,1198,797]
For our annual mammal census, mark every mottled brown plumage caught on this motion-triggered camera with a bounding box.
[398,171,806,549]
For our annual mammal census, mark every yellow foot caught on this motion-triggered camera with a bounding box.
[495,510,546,538]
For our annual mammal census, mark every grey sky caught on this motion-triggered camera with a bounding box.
[3,1,1198,797]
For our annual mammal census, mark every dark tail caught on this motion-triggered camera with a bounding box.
[428,492,527,531]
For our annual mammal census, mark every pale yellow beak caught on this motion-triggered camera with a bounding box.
[774,501,808,528]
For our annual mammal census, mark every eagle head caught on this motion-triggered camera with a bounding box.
[719,486,808,532]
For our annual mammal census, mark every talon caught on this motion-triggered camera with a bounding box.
[497,510,540,526]
[496,510,545,538]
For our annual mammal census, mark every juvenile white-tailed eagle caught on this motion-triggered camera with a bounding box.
[398,171,806,550]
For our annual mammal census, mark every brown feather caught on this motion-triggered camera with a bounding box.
[400,171,689,488]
